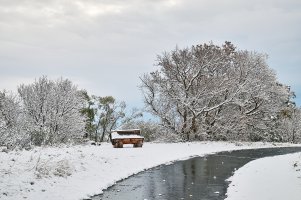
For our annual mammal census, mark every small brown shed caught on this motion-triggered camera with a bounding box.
[109,129,144,148]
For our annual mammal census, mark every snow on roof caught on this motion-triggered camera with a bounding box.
[111,132,144,140]
[112,129,140,132]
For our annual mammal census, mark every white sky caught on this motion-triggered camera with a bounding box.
[1,0,301,107]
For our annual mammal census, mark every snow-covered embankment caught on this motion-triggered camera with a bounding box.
[225,152,301,200]
[0,142,299,200]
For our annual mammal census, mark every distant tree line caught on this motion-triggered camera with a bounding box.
[0,76,141,149]
[1,41,301,149]
[140,42,301,142]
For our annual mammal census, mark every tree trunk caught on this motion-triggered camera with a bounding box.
[94,130,98,142]
[100,130,105,142]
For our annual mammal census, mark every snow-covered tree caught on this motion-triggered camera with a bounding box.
[204,52,292,141]
[0,91,26,148]
[140,42,294,141]
[121,120,180,142]
[18,76,86,145]
[290,108,301,143]
[92,96,126,142]
[272,101,301,143]
[80,90,96,140]
[77,90,143,142]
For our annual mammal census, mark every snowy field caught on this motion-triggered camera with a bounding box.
[226,152,301,200]
[0,142,300,200]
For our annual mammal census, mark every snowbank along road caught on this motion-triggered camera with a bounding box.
[0,142,300,200]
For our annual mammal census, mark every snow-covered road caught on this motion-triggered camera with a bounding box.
[0,142,300,200]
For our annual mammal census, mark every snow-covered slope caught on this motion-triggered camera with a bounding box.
[0,142,298,200]
[226,152,301,200]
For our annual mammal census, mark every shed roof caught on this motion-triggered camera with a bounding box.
[111,132,144,140]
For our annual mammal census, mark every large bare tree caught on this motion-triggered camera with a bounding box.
[140,42,295,141]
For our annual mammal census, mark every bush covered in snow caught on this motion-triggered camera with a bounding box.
[0,77,87,149]
[35,159,73,178]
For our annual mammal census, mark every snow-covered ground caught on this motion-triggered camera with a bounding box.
[226,152,301,200]
[0,142,299,200]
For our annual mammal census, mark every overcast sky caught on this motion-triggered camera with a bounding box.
[1,0,301,108]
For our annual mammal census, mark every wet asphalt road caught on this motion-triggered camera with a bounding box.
[92,147,301,200]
